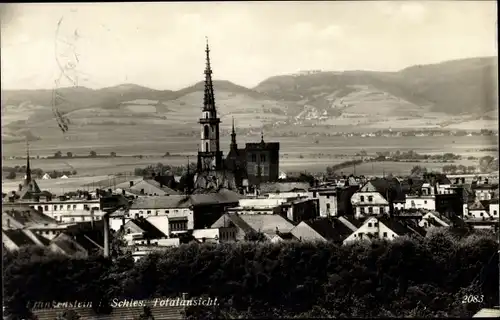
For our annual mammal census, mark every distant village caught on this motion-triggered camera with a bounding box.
[3,41,499,263]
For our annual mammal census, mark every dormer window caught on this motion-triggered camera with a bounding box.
[360,196,365,202]
[368,196,373,202]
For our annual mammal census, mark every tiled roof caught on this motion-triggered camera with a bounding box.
[2,206,58,227]
[214,213,254,234]
[378,217,426,237]
[238,214,295,236]
[308,218,353,242]
[3,229,38,247]
[130,190,242,209]
[117,179,180,196]
[260,182,310,193]
[31,302,186,319]
[366,178,406,201]
[50,233,88,256]
[128,218,166,239]
[18,179,42,199]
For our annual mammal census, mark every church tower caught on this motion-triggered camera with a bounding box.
[197,38,223,172]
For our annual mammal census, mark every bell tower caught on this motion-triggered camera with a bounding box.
[197,38,223,172]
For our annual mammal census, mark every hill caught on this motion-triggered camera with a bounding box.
[1,56,497,147]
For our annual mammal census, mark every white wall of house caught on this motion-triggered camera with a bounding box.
[343,217,397,244]
[475,190,494,200]
[265,192,309,199]
[489,203,499,218]
[467,209,491,219]
[436,184,456,195]
[290,221,327,242]
[310,190,337,217]
[405,196,436,211]
[419,212,449,228]
[28,200,103,223]
[351,192,389,218]
[129,207,194,231]
[110,215,130,232]
[238,198,290,208]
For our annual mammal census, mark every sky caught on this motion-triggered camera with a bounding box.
[1,1,497,91]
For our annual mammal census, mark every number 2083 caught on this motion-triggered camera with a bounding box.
[462,295,484,304]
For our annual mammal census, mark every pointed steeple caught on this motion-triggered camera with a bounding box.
[25,139,32,183]
[203,37,216,111]
[230,117,237,150]
[260,130,265,144]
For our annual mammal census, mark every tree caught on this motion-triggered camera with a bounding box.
[467,166,476,174]
[244,231,267,242]
[410,165,427,177]
[6,171,16,179]
[90,151,97,158]
[479,156,497,173]
[66,152,73,158]
[110,152,117,158]
[54,151,62,158]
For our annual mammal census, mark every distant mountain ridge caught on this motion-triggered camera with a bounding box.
[1,56,498,144]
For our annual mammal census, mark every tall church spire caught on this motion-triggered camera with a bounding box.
[230,117,237,150]
[203,37,216,112]
[25,139,32,183]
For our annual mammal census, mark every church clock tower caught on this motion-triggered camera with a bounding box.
[197,38,223,172]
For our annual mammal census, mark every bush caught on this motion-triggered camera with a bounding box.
[3,233,498,318]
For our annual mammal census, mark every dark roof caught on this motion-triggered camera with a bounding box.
[216,213,254,234]
[245,141,280,150]
[33,232,51,246]
[471,183,499,190]
[3,229,37,247]
[490,198,499,204]
[276,232,297,240]
[18,178,42,199]
[364,178,405,201]
[260,182,311,193]
[306,218,353,242]
[378,217,426,237]
[128,218,166,239]
[50,233,88,256]
[2,206,58,227]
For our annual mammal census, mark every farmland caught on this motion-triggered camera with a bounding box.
[2,134,496,195]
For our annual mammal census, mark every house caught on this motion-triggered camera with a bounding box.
[42,173,51,180]
[228,198,294,215]
[60,175,69,179]
[123,217,167,245]
[278,171,287,180]
[489,199,499,218]
[125,189,242,231]
[2,229,50,252]
[192,227,237,243]
[20,197,105,223]
[211,213,295,241]
[290,218,354,243]
[48,233,91,257]
[115,178,181,197]
[471,182,498,201]
[351,178,406,218]
[343,216,426,245]
[466,199,494,219]
[308,185,338,217]
[418,211,451,229]
[278,197,319,223]
[2,207,68,240]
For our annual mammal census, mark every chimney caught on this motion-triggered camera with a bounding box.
[130,181,134,187]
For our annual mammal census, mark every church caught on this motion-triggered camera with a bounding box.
[191,40,280,193]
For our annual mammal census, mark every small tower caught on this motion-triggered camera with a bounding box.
[25,139,32,183]
[197,37,223,172]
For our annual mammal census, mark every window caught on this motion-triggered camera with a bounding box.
[326,203,331,211]
[261,154,266,162]
[411,200,416,208]
[73,205,77,209]
[205,142,209,152]
[147,210,151,214]
[383,232,387,238]
[368,223,372,227]
[368,207,373,214]
[368,196,373,202]
[204,125,209,139]
[81,217,85,221]
[374,222,378,227]
[480,212,484,217]
[494,211,498,216]
[360,207,365,214]
[169,220,188,232]
[54,206,58,211]
[424,200,427,204]
[380,207,384,213]
[326,195,330,199]
[67,205,71,210]
[360,196,365,202]
[70,217,75,222]
[127,228,131,234]
[358,233,363,239]
[313,192,317,198]
[251,154,257,162]
[165,210,170,214]
[44,205,49,211]
[38,206,43,212]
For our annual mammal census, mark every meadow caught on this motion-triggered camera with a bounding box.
[2,135,496,194]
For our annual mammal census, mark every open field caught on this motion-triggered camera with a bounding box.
[2,175,115,195]
[2,135,497,158]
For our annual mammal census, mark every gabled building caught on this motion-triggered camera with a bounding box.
[211,213,295,241]
[290,218,354,243]
[471,181,498,201]
[115,178,181,197]
[418,211,451,229]
[343,216,426,244]
[351,178,405,218]
[308,185,338,217]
